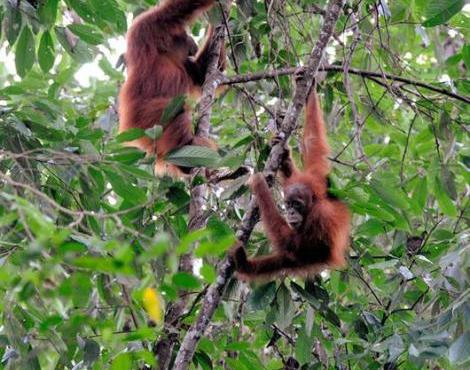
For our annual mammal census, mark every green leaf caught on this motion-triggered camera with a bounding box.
[111,353,133,370]
[38,31,55,73]
[295,327,314,364]
[370,179,410,210]
[200,264,216,283]
[102,167,147,205]
[291,282,320,310]
[124,327,157,341]
[462,44,470,70]
[357,219,387,237]
[160,95,186,126]
[73,256,134,275]
[422,0,465,27]
[65,0,96,23]
[99,57,123,79]
[208,217,234,240]
[4,4,22,46]
[118,164,154,180]
[239,352,264,370]
[15,26,35,78]
[116,128,146,143]
[0,9,3,41]
[38,0,59,27]
[411,177,428,213]
[67,24,105,45]
[166,145,220,168]
[0,212,18,227]
[247,282,276,310]
[194,351,213,370]
[368,260,398,270]
[274,283,295,329]
[88,167,106,194]
[194,235,235,257]
[107,147,146,164]
[176,229,208,255]
[89,0,127,33]
[172,272,201,290]
[433,176,457,217]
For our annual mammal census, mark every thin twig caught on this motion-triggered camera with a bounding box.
[352,268,383,307]
[399,114,418,183]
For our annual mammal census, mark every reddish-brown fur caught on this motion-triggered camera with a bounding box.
[119,0,225,176]
[231,90,350,280]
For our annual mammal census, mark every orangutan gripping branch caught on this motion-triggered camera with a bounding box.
[231,90,350,280]
[119,0,226,176]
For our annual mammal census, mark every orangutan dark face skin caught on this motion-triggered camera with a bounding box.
[284,184,312,230]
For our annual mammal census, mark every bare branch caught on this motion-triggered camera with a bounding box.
[223,65,470,104]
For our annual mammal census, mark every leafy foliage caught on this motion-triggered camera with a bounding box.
[0,0,469,369]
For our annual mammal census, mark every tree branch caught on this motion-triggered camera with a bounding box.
[223,65,470,104]
[170,2,232,370]
[172,1,346,369]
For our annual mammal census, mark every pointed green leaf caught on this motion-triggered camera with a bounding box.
[274,283,295,329]
[422,0,465,27]
[370,179,410,210]
[200,264,216,284]
[5,4,22,46]
[65,0,96,23]
[462,44,470,70]
[102,167,147,205]
[172,272,201,290]
[295,327,314,364]
[116,128,145,143]
[68,24,105,45]
[433,176,457,217]
[15,26,35,77]
[411,177,428,213]
[247,282,276,310]
[166,145,220,168]
[38,0,59,27]
[38,31,55,73]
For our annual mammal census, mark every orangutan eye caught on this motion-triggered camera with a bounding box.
[291,200,303,210]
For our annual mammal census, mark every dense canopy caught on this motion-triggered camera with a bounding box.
[0,0,468,369]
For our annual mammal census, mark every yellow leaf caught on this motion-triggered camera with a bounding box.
[142,287,163,324]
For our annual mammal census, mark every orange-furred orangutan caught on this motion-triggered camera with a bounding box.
[231,89,350,280]
[119,0,226,176]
